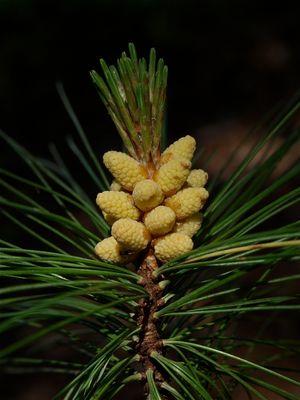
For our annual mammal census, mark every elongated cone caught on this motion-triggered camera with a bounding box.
[95,237,126,263]
[154,158,191,196]
[165,187,209,220]
[160,135,196,164]
[110,180,122,191]
[111,218,150,252]
[96,191,140,220]
[132,179,164,211]
[153,232,193,262]
[103,151,147,191]
[102,211,116,226]
[144,206,176,236]
[186,169,208,188]
[173,212,203,237]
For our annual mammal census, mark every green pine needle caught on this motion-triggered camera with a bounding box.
[0,45,300,399]
[90,43,168,166]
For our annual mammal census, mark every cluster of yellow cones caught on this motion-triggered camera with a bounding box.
[95,135,209,263]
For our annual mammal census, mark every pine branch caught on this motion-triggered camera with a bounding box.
[1,44,300,399]
[135,250,167,394]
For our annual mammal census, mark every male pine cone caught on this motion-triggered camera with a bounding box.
[95,135,209,264]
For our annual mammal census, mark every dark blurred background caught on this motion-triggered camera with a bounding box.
[1,1,300,399]
[1,0,300,158]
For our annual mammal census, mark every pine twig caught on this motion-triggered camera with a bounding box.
[135,249,167,394]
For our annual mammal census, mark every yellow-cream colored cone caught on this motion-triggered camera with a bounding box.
[154,158,191,196]
[173,212,203,237]
[186,169,208,188]
[96,191,140,221]
[102,211,116,226]
[153,232,193,262]
[103,151,147,191]
[165,187,209,220]
[94,237,126,264]
[160,135,196,164]
[111,218,150,252]
[132,179,164,211]
[110,180,122,191]
[144,205,176,236]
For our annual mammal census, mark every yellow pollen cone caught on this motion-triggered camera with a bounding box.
[154,158,191,196]
[132,179,164,211]
[95,237,126,264]
[160,135,196,164]
[103,151,147,191]
[165,187,209,220]
[186,169,208,188]
[102,211,116,226]
[173,212,203,237]
[111,218,150,252]
[110,180,122,191]
[154,232,193,262]
[144,206,176,236]
[96,191,140,221]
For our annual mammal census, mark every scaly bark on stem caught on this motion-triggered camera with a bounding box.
[135,249,166,390]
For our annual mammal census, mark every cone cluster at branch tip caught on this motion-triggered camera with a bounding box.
[95,135,209,263]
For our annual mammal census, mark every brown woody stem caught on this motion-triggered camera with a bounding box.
[135,248,166,392]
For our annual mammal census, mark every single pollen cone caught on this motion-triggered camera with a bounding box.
[95,237,125,264]
[112,218,150,252]
[186,169,208,188]
[173,212,203,237]
[154,158,191,196]
[154,232,193,262]
[110,180,122,191]
[144,206,176,236]
[102,211,117,226]
[103,151,147,191]
[96,191,140,220]
[160,135,196,164]
[165,187,209,220]
[132,179,164,211]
